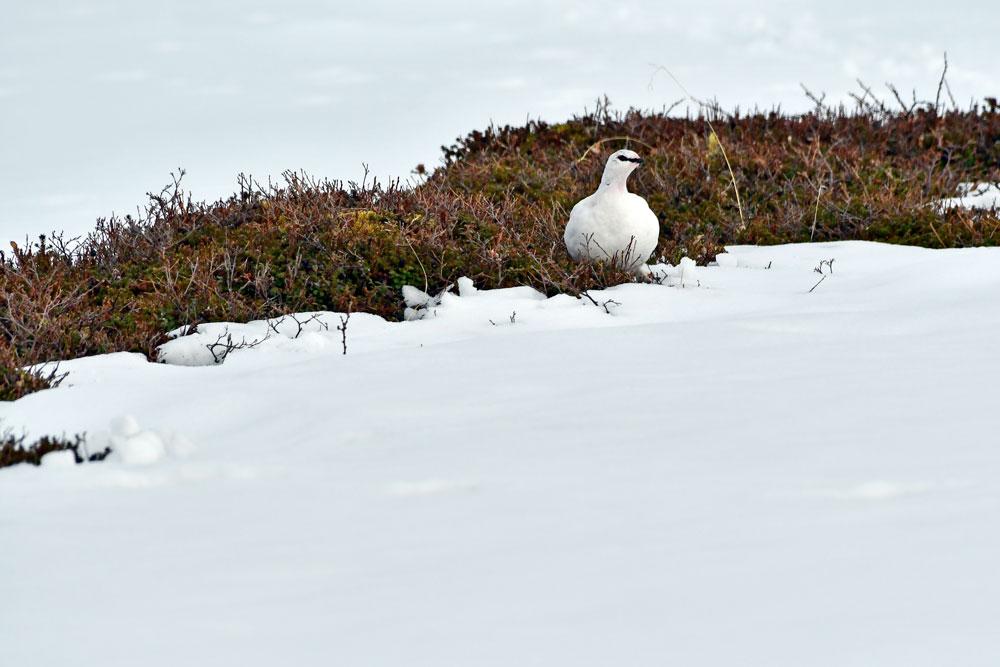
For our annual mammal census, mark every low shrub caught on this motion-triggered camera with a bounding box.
[0,342,66,401]
[1,94,998,399]
[0,428,107,469]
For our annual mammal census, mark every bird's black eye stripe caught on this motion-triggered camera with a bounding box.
[617,156,642,163]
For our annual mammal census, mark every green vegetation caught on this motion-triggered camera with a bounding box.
[2,98,998,399]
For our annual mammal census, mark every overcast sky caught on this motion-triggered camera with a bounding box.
[2,0,997,240]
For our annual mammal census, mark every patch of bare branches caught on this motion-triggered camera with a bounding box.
[809,258,836,293]
[205,331,270,364]
[0,428,109,469]
[268,313,330,339]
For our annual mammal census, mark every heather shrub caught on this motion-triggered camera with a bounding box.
[1,97,998,399]
[0,425,106,469]
[0,342,65,401]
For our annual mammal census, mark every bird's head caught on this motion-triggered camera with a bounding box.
[600,149,644,191]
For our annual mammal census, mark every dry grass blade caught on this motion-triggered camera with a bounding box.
[648,64,747,232]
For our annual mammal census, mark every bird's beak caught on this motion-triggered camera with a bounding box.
[636,158,644,165]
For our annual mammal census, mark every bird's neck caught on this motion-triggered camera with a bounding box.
[598,174,629,194]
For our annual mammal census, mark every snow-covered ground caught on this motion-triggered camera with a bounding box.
[3,0,999,240]
[3,241,1000,666]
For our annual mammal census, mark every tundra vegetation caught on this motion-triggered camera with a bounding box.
[2,92,998,401]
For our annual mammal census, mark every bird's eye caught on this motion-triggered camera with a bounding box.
[617,155,629,162]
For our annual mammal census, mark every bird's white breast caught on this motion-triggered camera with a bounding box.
[565,191,659,269]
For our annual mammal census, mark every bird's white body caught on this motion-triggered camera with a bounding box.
[564,149,660,270]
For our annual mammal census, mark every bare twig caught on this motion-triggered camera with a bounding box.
[578,290,622,314]
[268,313,329,339]
[935,52,949,112]
[266,316,286,336]
[808,258,836,292]
[852,79,888,115]
[800,84,827,112]
[579,290,600,307]
[601,298,621,314]
[813,258,835,274]
[337,313,350,355]
[205,331,269,364]
[808,274,827,293]
[886,83,913,115]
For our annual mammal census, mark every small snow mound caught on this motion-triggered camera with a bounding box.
[402,285,432,308]
[41,450,77,468]
[937,183,1000,211]
[678,257,699,287]
[457,277,477,297]
[157,334,222,366]
[644,257,701,287]
[113,430,167,466]
[94,416,196,467]
[463,285,546,302]
[110,415,141,439]
[714,252,739,267]
[403,285,444,321]
[166,323,196,339]
[713,252,772,270]
[164,431,197,459]
[157,310,387,365]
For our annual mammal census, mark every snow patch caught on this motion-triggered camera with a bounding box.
[714,252,773,269]
[643,257,701,287]
[456,276,477,297]
[402,285,440,321]
[156,312,387,366]
[40,449,76,468]
[85,415,196,467]
[937,182,1000,211]
[4,241,1000,666]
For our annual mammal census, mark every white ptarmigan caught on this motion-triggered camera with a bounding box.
[564,149,660,270]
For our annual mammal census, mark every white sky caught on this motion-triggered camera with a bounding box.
[2,0,997,240]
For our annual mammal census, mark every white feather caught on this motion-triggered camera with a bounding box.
[564,149,660,270]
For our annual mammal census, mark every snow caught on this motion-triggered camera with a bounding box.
[938,182,1000,211]
[2,241,1000,665]
[99,416,195,467]
[39,449,75,468]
